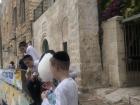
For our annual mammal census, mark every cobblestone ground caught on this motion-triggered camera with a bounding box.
[79,88,140,105]
[79,93,105,105]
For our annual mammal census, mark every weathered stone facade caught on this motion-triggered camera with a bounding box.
[33,0,81,78]
[33,0,102,92]
[33,2,140,104]
[1,0,41,67]
[0,0,128,90]
[1,0,140,104]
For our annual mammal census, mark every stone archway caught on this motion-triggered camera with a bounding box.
[42,39,49,53]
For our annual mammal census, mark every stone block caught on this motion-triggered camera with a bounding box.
[130,96,140,105]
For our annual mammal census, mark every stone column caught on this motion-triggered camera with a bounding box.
[78,0,102,92]
[102,16,126,87]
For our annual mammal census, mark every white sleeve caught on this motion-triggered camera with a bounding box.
[55,88,67,105]
[26,46,40,61]
[41,89,67,105]
[41,98,50,105]
[26,48,34,57]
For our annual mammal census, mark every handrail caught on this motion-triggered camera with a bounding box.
[122,14,140,23]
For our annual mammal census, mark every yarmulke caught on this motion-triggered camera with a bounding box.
[53,51,70,62]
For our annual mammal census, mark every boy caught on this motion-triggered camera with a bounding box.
[41,51,78,105]
[19,58,28,70]
[19,41,40,62]
[23,55,42,105]
[23,55,38,79]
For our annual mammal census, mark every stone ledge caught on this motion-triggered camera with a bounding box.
[102,16,123,24]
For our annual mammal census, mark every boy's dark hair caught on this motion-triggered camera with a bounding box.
[23,55,33,61]
[50,51,70,71]
[19,41,27,48]
[19,58,28,70]
[10,61,14,65]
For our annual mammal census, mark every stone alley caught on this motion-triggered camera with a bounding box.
[0,0,140,105]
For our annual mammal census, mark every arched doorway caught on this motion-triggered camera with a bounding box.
[42,39,49,53]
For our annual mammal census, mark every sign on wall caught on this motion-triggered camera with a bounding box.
[0,69,30,105]
[0,69,22,90]
[0,81,30,105]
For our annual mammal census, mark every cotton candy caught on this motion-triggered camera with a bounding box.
[38,53,53,82]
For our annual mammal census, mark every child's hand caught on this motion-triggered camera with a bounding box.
[41,91,48,100]
[41,81,54,91]
[30,74,35,81]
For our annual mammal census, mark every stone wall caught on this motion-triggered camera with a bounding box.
[102,16,126,87]
[33,0,102,91]
[33,0,81,75]
[78,0,102,91]
[1,0,41,67]
[1,0,15,67]
[0,80,30,105]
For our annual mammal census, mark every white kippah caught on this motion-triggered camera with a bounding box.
[38,53,53,82]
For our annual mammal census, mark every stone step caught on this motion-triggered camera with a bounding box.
[79,88,140,105]
[130,96,140,105]
[79,93,106,105]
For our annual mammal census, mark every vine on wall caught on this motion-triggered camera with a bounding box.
[101,0,140,21]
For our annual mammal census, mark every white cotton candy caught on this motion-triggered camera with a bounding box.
[38,53,53,82]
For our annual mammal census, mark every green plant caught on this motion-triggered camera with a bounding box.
[101,0,112,11]
[101,0,123,20]
[123,0,140,18]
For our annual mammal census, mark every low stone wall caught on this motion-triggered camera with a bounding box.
[0,80,30,105]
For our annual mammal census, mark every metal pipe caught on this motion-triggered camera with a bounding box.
[0,23,3,68]
[97,0,104,70]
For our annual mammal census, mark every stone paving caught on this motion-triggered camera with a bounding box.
[79,87,140,105]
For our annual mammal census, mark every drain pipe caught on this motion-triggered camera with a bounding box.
[0,24,3,68]
[97,0,104,70]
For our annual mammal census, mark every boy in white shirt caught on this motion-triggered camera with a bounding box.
[41,51,78,105]
[19,41,40,62]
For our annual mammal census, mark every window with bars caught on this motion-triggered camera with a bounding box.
[12,7,17,30]
[20,0,25,23]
